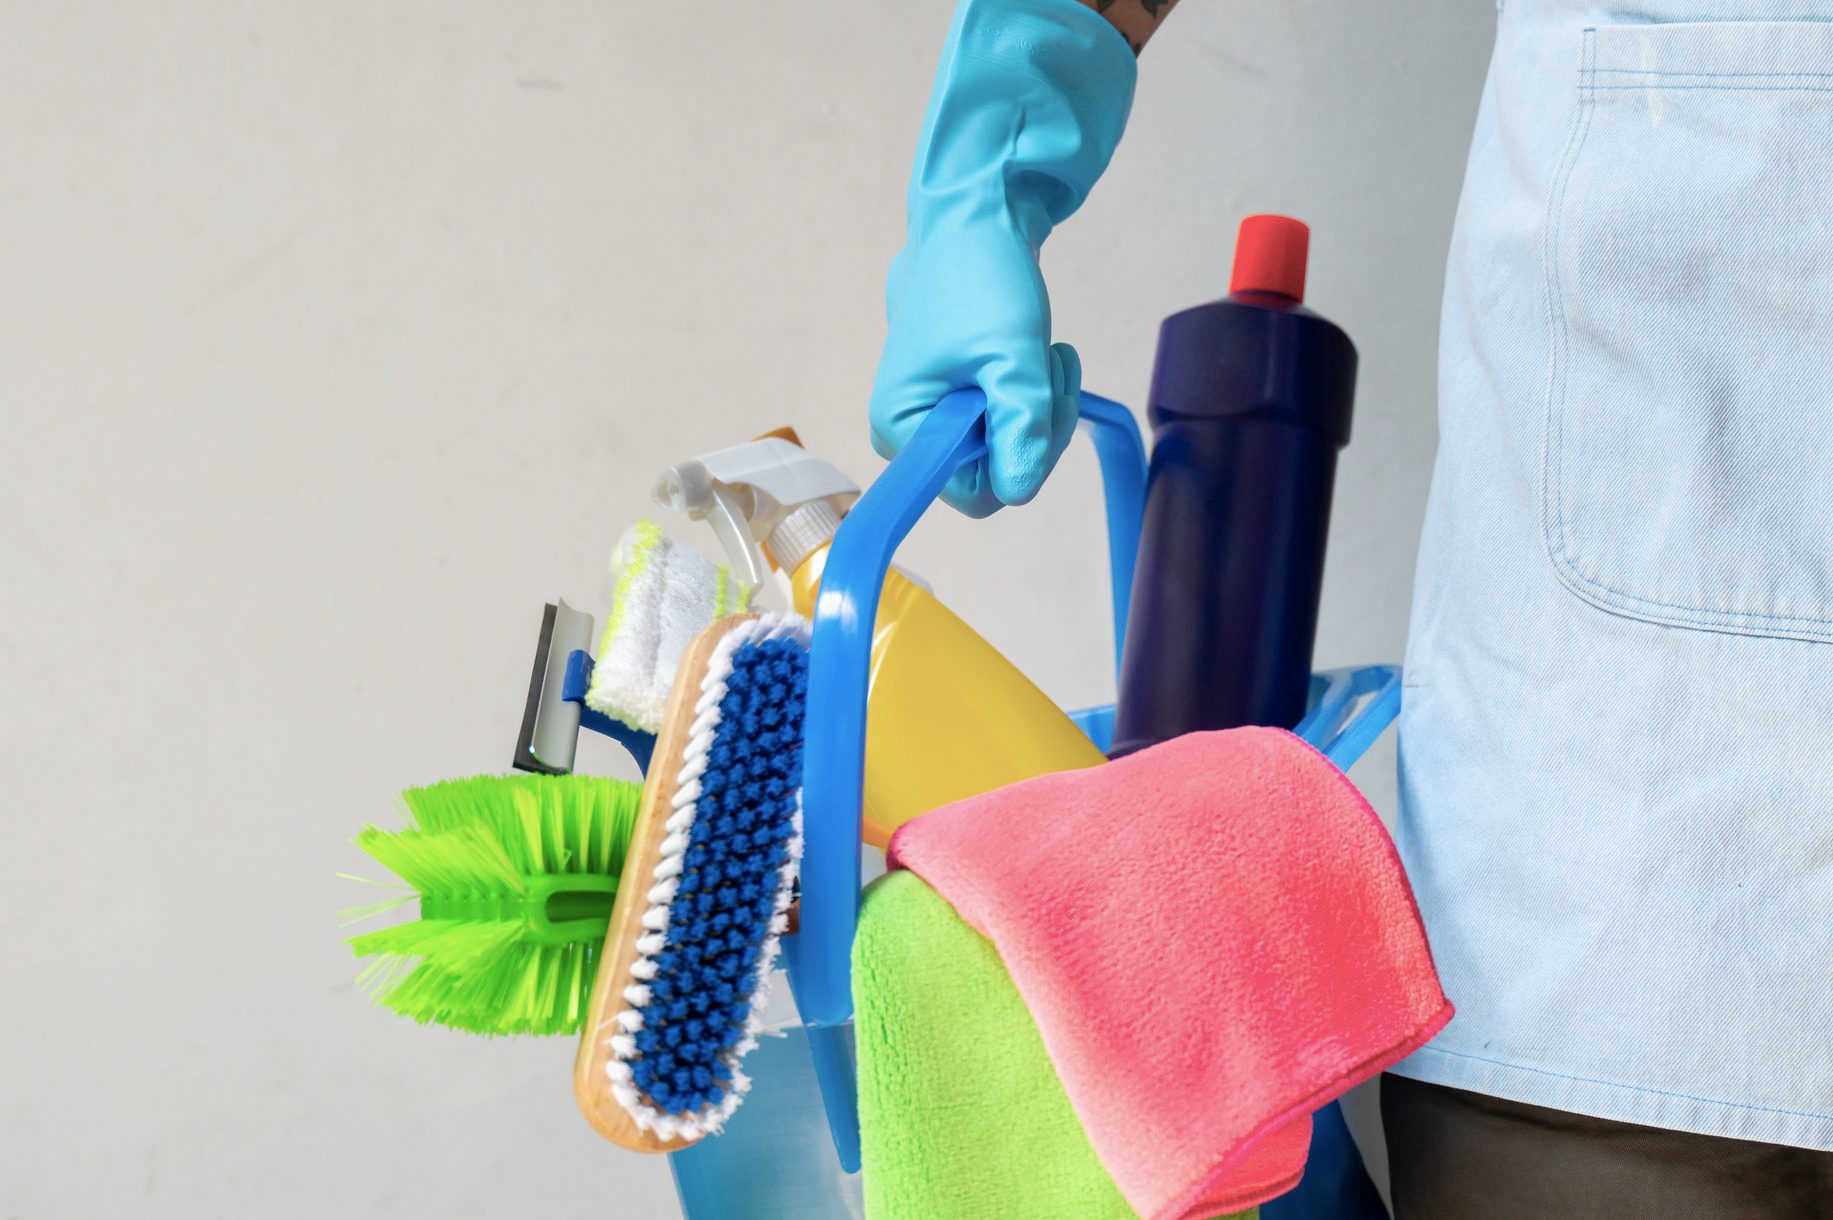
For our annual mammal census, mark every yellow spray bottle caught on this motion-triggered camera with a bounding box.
[653,433,1105,848]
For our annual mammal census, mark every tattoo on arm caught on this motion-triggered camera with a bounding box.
[1082,0,1179,53]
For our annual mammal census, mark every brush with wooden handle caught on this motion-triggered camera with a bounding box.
[574,611,812,1152]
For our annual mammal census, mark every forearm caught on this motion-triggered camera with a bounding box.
[1078,0,1180,53]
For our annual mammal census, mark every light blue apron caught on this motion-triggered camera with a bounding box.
[1395,0,1833,1149]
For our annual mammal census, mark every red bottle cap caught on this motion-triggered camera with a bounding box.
[1229,214,1309,302]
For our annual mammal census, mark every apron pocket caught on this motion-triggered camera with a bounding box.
[1543,21,1833,642]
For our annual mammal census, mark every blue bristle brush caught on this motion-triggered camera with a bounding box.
[574,611,810,1152]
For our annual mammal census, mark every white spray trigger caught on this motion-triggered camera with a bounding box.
[705,484,766,594]
[652,439,859,595]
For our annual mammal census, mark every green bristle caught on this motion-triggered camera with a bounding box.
[345,772,644,1036]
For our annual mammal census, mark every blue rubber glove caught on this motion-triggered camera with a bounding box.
[870,0,1136,517]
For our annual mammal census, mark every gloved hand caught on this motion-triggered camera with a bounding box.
[870,0,1136,517]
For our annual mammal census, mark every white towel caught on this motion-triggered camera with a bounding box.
[585,520,748,732]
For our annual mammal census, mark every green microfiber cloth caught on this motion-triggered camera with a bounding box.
[853,870,1255,1220]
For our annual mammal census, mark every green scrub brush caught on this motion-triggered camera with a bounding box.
[345,772,642,1036]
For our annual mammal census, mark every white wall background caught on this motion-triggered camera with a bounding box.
[0,2,1492,1214]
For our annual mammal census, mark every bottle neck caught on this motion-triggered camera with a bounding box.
[764,499,842,580]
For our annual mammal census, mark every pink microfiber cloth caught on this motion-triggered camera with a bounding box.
[886,726,1453,1220]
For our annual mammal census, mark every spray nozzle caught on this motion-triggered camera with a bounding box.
[652,438,858,595]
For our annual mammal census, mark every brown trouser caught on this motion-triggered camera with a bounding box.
[1382,1075,1833,1220]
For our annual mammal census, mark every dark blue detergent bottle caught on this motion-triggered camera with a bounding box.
[1112,214,1357,756]
[1114,217,1382,1220]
